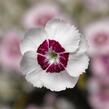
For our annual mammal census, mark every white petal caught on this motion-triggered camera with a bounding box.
[66,35,89,77]
[25,70,44,88]
[45,19,80,52]
[20,28,47,54]
[20,51,42,75]
[66,53,89,77]
[42,71,79,91]
[26,70,79,91]
[77,35,88,54]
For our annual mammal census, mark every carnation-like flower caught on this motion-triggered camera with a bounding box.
[20,19,89,91]
[1,30,22,71]
[91,55,109,85]
[22,3,72,29]
[88,78,109,109]
[84,20,109,56]
[89,93,109,109]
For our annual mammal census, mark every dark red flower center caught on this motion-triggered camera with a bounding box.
[37,40,69,73]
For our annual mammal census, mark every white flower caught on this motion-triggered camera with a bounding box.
[0,30,23,71]
[22,3,73,29]
[84,20,109,56]
[22,3,59,29]
[20,19,89,91]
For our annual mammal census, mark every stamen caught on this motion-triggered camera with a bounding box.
[50,51,57,59]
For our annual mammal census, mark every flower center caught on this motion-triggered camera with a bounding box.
[50,51,57,59]
[37,40,69,73]
[94,32,108,46]
[47,50,58,63]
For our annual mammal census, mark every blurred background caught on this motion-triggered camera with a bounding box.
[0,0,109,109]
